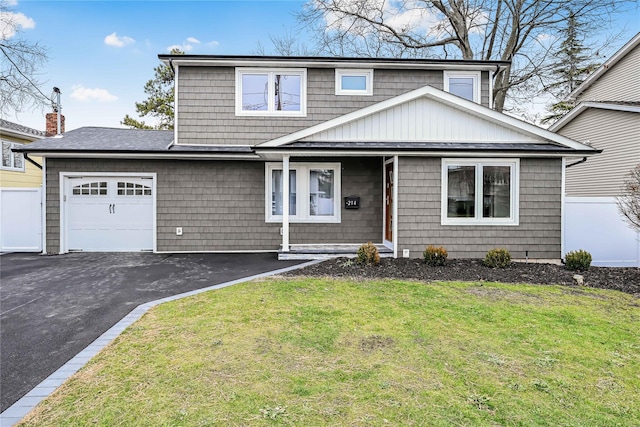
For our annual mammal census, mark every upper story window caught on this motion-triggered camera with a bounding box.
[441,158,519,226]
[335,69,373,96]
[444,71,481,103]
[236,68,306,117]
[1,141,25,172]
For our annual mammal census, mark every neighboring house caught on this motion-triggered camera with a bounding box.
[0,119,45,252]
[550,33,640,267]
[18,55,597,259]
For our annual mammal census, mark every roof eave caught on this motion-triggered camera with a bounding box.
[567,32,640,100]
[159,54,510,71]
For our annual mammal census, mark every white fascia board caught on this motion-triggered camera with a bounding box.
[549,102,640,132]
[254,149,583,159]
[163,58,506,72]
[0,128,44,140]
[259,85,596,152]
[567,33,640,100]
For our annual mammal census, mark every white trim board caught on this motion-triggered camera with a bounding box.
[257,85,596,152]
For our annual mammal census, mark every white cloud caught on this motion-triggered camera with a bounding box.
[5,0,18,6]
[104,32,135,47]
[70,85,118,102]
[167,36,219,53]
[0,11,35,39]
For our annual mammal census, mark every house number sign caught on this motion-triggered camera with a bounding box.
[344,196,360,209]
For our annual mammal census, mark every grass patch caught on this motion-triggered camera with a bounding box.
[20,279,640,426]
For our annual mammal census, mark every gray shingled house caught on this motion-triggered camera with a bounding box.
[19,55,598,259]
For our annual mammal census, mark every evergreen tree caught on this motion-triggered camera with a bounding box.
[541,13,601,124]
[122,49,183,130]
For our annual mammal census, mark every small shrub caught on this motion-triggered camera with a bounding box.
[423,245,448,266]
[356,242,380,266]
[484,248,511,268]
[565,249,592,271]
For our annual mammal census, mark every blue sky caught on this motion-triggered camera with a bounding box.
[3,0,639,132]
[5,0,307,131]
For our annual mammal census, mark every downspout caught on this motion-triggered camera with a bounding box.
[566,157,587,168]
[489,65,500,110]
[23,153,43,170]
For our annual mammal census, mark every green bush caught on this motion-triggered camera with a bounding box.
[356,242,380,266]
[565,249,592,271]
[423,245,448,266]
[484,248,512,268]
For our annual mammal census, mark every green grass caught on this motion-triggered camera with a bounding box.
[20,279,640,426]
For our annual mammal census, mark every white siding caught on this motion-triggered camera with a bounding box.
[578,44,640,102]
[560,108,640,197]
[301,97,538,143]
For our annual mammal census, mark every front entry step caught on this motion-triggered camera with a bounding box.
[278,244,393,260]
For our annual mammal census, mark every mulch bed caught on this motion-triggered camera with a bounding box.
[285,258,640,296]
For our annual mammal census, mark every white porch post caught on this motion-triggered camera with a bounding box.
[282,155,290,252]
[393,155,398,259]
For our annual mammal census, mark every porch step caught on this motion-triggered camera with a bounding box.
[278,244,393,260]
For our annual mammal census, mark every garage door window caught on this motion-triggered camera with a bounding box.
[72,182,107,195]
[117,181,152,196]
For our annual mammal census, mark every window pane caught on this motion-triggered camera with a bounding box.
[274,74,301,111]
[13,151,23,169]
[447,165,475,218]
[309,169,334,216]
[449,77,474,101]
[2,142,12,167]
[271,170,296,215]
[242,74,268,111]
[483,166,511,218]
[341,75,367,91]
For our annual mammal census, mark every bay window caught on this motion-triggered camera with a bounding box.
[266,163,340,223]
[442,159,519,225]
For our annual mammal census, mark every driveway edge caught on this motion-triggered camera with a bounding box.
[0,259,322,427]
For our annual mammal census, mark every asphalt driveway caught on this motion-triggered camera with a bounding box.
[0,252,304,412]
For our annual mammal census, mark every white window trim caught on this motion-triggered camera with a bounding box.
[441,158,519,226]
[335,69,373,96]
[1,141,25,172]
[235,68,307,117]
[443,70,481,104]
[265,162,341,223]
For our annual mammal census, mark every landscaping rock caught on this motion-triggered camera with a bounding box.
[573,274,584,286]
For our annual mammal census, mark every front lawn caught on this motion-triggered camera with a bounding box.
[20,278,639,426]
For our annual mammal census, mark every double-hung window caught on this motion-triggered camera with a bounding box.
[1,141,25,172]
[236,68,306,116]
[443,71,481,103]
[441,159,519,225]
[335,69,373,95]
[266,162,341,223]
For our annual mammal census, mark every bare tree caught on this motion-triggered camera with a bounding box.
[297,0,631,112]
[617,165,640,232]
[0,0,49,115]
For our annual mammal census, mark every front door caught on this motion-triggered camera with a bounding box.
[385,162,393,242]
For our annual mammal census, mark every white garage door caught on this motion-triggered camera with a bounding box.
[65,176,155,252]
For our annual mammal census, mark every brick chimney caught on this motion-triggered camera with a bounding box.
[46,113,65,137]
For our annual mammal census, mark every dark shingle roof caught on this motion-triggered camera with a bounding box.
[0,119,45,138]
[15,127,252,154]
